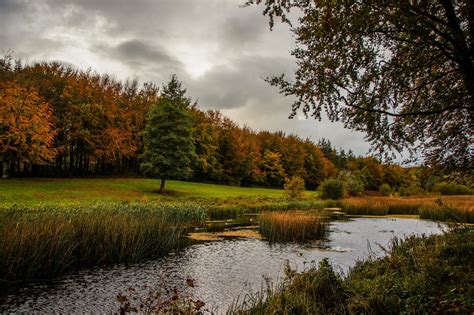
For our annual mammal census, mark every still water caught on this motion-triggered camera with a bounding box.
[0,217,443,313]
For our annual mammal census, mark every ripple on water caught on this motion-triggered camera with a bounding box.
[0,217,443,313]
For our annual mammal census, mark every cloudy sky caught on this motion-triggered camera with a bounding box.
[1,0,372,155]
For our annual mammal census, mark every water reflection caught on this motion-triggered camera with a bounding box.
[0,217,443,313]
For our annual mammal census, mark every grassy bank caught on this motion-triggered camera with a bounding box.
[0,178,314,206]
[0,203,207,288]
[233,228,473,314]
[2,178,471,222]
[341,196,474,223]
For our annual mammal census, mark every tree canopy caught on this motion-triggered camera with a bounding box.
[140,76,196,193]
[247,0,473,171]
[0,81,56,178]
[2,55,461,192]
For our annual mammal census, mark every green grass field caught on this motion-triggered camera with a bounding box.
[0,178,318,206]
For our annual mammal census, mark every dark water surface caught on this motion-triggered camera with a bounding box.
[0,217,443,313]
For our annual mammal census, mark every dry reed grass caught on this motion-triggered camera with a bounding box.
[259,212,327,242]
[341,196,473,223]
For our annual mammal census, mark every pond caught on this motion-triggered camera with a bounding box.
[0,217,443,313]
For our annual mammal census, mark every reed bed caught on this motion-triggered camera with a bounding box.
[259,212,327,243]
[208,199,334,220]
[341,196,474,223]
[419,197,474,223]
[0,202,207,287]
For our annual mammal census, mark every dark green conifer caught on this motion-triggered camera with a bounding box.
[140,75,196,193]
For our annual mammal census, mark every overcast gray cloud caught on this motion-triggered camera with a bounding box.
[0,0,372,155]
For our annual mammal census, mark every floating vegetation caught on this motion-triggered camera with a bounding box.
[187,228,261,241]
[259,212,327,243]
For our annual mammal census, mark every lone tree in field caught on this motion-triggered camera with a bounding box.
[247,0,473,172]
[140,75,196,193]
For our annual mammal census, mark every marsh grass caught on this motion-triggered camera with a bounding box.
[341,196,474,223]
[0,203,207,287]
[231,228,473,314]
[208,199,333,220]
[419,197,474,223]
[259,212,327,243]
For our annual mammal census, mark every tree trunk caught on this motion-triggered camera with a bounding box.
[1,161,9,179]
[159,178,166,193]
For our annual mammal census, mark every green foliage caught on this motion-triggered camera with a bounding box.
[284,176,305,200]
[398,183,425,196]
[249,0,473,170]
[0,203,207,287]
[320,178,345,200]
[140,76,196,190]
[260,150,286,187]
[235,229,474,314]
[433,182,473,195]
[338,170,365,196]
[379,183,392,196]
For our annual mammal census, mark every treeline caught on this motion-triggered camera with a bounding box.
[1,55,425,190]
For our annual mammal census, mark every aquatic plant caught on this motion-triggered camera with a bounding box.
[259,212,327,243]
[208,199,331,220]
[0,202,207,288]
[419,198,474,223]
[341,196,473,223]
[341,197,421,215]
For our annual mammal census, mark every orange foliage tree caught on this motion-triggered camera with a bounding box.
[0,81,56,177]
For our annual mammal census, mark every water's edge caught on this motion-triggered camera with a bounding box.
[0,218,442,313]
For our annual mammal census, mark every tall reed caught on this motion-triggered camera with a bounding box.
[419,198,474,223]
[259,212,327,243]
[342,197,421,215]
[209,200,332,220]
[0,202,207,287]
[341,196,473,223]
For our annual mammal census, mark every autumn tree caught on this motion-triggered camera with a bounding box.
[140,76,196,193]
[0,81,56,178]
[191,109,223,181]
[260,150,287,187]
[247,0,473,171]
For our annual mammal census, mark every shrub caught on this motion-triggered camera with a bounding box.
[284,176,306,200]
[379,183,392,196]
[433,182,473,195]
[398,183,425,196]
[338,171,365,196]
[320,178,345,200]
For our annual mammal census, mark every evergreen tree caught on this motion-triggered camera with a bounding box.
[140,76,196,193]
